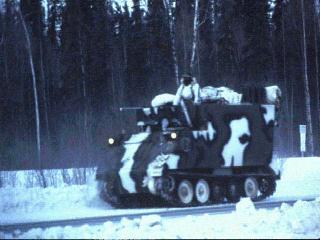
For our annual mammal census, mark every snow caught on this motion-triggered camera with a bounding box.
[151,93,176,107]
[200,86,243,104]
[0,157,320,238]
[0,172,168,225]
[2,198,320,239]
[0,174,110,224]
[272,157,320,198]
[0,168,95,188]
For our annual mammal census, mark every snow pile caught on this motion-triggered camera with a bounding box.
[0,157,319,226]
[0,174,111,224]
[151,93,176,107]
[223,197,320,238]
[0,168,96,188]
[200,86,242,104]
[2,198,320,239]
[273,157,320,198]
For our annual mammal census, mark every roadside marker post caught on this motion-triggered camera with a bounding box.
[299,124,306,157]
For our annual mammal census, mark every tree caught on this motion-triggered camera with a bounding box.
[163,0,180,86]
[241,0,273,84]
[300,0,314,155]
[125,0,149,105]
[17,3,47,186]
[190,0,200,74]
[145,0,172,93]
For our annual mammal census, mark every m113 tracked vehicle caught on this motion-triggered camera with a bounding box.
[96,85,281,207]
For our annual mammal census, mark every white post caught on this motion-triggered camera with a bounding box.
[299,124,306,157]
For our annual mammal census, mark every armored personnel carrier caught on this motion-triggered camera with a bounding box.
[96,86,281,207]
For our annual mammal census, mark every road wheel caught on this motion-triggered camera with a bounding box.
[177,180,194,205]
[244,177,259,199]
[259,177,269,193]
[195,179,210,204]
[226,180,241,203]
[211,182,225,203]
[259,177,276,197]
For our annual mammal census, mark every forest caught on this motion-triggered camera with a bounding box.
[0,0,320,170]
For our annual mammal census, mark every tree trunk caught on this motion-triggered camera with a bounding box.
[313,0,320,154]
[289,81,294,155]
[190,0,200,73]
[78,23,89,171]
[182,10,188,73]
[197,33,201,83]
[79,42,87,140]
[301,0,314,155]
[17,6,46,186]
[281,2,291,157]
[39,37,50,142]
[210,0,219,82]
[2,19,9,86]
[164,0,180,86]
[210,0,216,26]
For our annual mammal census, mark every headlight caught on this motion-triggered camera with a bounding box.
[108,137,115,145]
[170,132,177,140]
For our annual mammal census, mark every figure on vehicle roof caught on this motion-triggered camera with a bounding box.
[173,73,201,106]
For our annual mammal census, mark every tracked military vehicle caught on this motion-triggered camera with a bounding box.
[96,86,281,207]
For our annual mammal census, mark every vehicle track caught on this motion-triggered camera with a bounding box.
[0,197,316,233]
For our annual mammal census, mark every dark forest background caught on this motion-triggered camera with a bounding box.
[1,0,320,170]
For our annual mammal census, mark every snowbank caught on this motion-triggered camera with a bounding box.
[272,157,320,198]
[0,172,165,224]
[0,173,112,224]
[0,157,319,225]
[151,93,176,107]
[2,198,320,239]
[0,168,96,188]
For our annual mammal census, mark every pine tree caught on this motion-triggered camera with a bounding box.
[242,0,273,84]
[125,0,149,105]
[146,0,173,93]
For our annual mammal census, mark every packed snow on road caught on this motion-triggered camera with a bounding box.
[1,157,320,238]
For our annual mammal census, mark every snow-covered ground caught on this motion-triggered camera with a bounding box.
[0,169,167,225]
[0,168,96,188]
[2,198,320,239]
[1,157,320,238]
[272,157,320,199]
